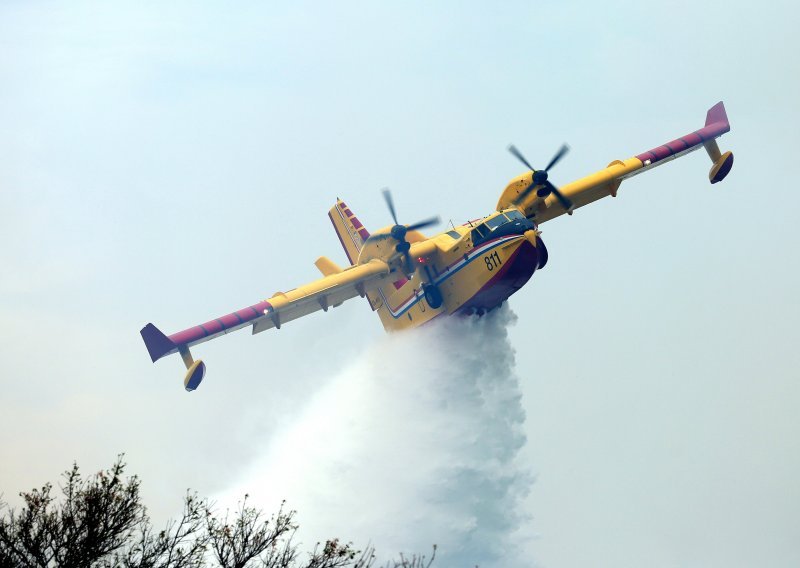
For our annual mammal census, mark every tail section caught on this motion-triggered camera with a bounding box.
[326,198,441,331]
[703,102,734,183]
[328,199,370,265]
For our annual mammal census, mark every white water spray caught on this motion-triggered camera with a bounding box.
[222,306,532,567]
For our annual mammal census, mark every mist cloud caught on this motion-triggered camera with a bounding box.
[220,306,533,567]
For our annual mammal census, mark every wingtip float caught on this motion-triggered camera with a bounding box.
[140,299,275,391]
[142,102,734,391]
[140,322,206,391]
[633,100,733,184]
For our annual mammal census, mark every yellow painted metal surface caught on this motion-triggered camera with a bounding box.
[145,102,735,387]
[314,256,342,277]
[370,224,530,332]
[496,157,644,223]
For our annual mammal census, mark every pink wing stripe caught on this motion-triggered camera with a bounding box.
[168,300,273,347]
[636,101,730,165]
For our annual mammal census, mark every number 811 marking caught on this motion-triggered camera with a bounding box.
[484,251,502,271]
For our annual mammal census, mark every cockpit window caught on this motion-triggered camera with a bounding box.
[472,224,490,240]
[446,230,461,240]
[485,214,508,230]
[505,210,525,221]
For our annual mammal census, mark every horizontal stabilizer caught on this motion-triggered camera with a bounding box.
[315,256,343,277]
[140,323,176,363]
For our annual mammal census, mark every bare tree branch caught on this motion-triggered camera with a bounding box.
[105,492,207,568]
[204,497,297,568]
[0,459,443,568]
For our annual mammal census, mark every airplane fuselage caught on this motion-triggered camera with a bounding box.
[141,101,734,390]
[361,209,545,331]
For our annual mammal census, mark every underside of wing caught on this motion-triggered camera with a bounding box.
[251,259,391,334]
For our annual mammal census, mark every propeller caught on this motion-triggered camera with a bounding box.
[507,143,573,212]
[371,188,440,275]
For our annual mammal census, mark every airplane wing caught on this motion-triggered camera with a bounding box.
[140,258,392,389]
[498,101,733,223]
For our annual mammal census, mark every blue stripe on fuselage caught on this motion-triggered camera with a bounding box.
[377,234,523,318]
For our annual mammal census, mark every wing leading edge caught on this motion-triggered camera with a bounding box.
[497,101,733,223]
[140,258,392,388]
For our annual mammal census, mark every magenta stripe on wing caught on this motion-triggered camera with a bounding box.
[220,312,242,327]
[666,139,687,152]
[652,146,672,160]
[635,102,730,166]
[202,320,224,334]
[168,301,273,347]
[681,132,702,146]
[234,308,254,320]
[169,326,206,346]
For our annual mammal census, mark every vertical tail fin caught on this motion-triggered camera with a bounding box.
[328,199,385,316]
[328,199,370,265]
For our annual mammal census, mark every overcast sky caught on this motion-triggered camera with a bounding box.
[1,1,798,566]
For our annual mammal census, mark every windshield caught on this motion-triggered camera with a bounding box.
[485,214,508,230]
[472,224,490,240]
[505,210,525,221]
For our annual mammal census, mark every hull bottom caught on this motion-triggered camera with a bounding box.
[459,239,539,313]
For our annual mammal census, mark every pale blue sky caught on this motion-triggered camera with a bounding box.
[1,1,798,566]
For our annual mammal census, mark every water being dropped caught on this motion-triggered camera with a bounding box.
[222,305,533,567]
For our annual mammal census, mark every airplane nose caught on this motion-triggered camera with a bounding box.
[524,229,540,247]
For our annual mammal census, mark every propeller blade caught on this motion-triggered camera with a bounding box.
[375,190,439,271]
[406,216,441,232]
[381,188,399,226]
[366,232,395,242]
[512,181,537,205]
[544,143,570,172]
[507,144,537,172]
[547,181,573,211]
[510,143,571,208]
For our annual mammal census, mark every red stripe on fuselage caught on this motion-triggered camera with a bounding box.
[380,235,523,316]
[459,239,538,312]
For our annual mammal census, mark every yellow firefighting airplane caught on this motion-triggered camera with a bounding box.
[141,102,734,391]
